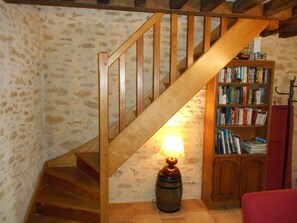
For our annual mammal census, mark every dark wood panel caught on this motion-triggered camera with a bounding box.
[200,0,225,11]
[169,0,189,9]
[239,156,266,196]
[264,0,297,16]
[212,156,241,201]
[97,0,109,4]
[134,0,146,7]
[279,27,297,38]
[261,16,297,37]
[233,0,265,14]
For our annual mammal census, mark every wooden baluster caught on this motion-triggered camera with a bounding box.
[136,36,144,116]
[98,52,109,223]
[119,54,126,132]
[170,14,178,85]
[153,20,161,100]
[186,15,194,68]
[203,16,211,52]
[220,17,228,35]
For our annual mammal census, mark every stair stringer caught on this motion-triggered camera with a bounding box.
[108,18,271,176]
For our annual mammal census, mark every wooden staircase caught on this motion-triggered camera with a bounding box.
[29,153,100,223]
[25,13,274,223]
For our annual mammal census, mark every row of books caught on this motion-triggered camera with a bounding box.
[218,66,269,84]
[218,86,266,105]
[215,127,267,155]
[215,128,242,154]
[216,107,268,126]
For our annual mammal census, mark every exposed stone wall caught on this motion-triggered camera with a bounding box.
[40,7,155,158]
[110,91,205,202]
[1,1,297,220]
[0,1,44,222]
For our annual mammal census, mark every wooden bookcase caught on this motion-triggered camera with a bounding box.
[202,60,275,209]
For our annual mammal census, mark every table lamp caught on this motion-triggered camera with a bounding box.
[155,135,184,212]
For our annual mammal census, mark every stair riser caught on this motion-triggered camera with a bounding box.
[77,159,100,183]
[46,175,100,199]
[36,203,100,223]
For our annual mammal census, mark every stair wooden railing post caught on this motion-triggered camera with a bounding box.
[170,14,178,85]
[98,52,109,223]
[136,36,144,115]
[186,15,194,68]
[97,13,165,221]
[119,54,126,132]
[153,20,161,100]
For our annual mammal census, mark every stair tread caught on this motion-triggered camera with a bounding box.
[46,167,100,195]
[75,152,100,173]
[31,214,84,223]
[37,186,100,213]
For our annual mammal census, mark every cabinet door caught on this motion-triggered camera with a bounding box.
[239,155,266,196]
[212,156,241,201]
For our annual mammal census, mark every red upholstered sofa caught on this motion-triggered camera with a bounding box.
[242,189,297,223]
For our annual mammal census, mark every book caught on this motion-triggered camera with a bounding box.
[241,138,267,154]
[232,135,242,154]
[255,111,268,125]
[216,128,226,154]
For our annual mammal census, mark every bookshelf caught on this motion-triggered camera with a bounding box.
[202,60,275,209]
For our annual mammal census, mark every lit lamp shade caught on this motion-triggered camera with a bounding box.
[160,135,185,158]
[155,135,184,213]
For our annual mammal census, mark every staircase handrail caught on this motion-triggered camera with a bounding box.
[108,13,164,67]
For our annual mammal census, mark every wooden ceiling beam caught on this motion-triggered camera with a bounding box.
[145,0,168,10]
[169,0,189,9]
[134,0,146,7]
[233,0,265,14]
[264,0,297,16]
[200,0,225,11]
[97,0,109,4]
[292,6,297,16]
[261,16,297,37]
[2,0,297,22]
[279,27,297,37]
[180,0,199,11]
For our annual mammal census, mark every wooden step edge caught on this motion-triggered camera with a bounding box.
[36,199,100,214]
[36,187,100,213]
[75,153,100,171]
[31,214,84,223]
[36,204,100,223]
[75,153,100,182]
[45,167,100,199]
[47,137,99,168]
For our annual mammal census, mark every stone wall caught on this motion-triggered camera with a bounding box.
[0,1,44,222]
[1,0,297,221]
[109,91,205,202]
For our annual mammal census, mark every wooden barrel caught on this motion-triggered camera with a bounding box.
[155,170,183,212]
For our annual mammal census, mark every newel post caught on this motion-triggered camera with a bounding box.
[98,52,109,223]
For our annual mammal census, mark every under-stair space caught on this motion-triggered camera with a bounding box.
[25,12,274,223]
